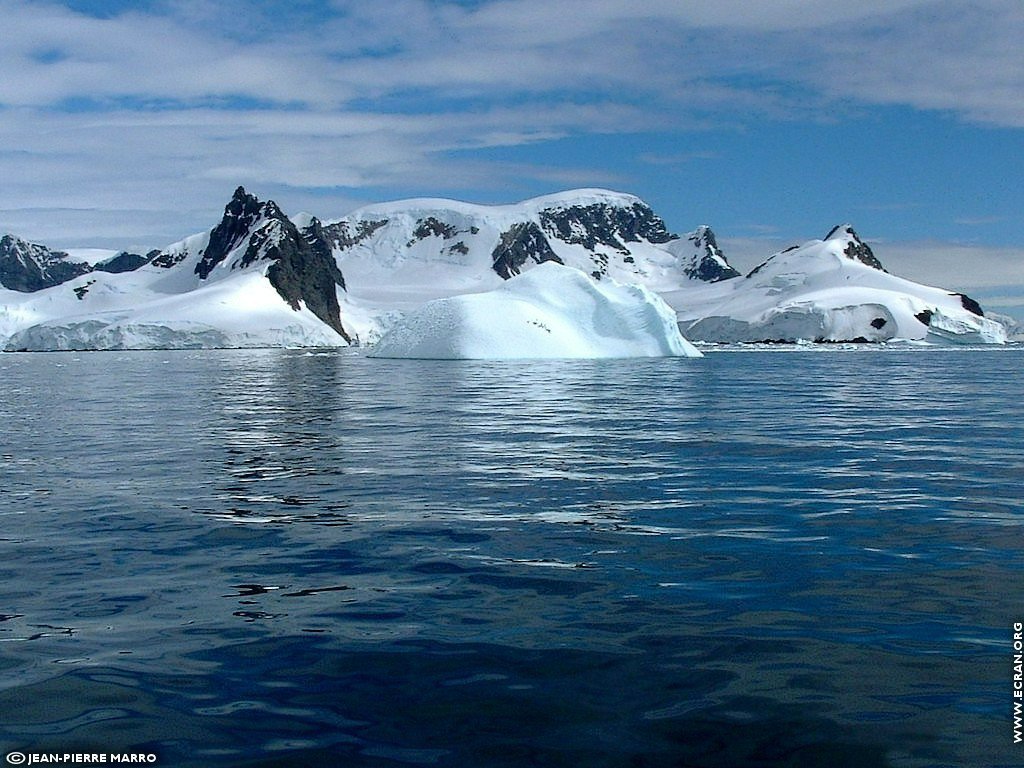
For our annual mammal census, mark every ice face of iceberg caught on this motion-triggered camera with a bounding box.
[369,262,703,360]
[924,308,1008,345]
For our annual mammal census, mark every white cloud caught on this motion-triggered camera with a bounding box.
[3,0,1018,122]
[0,2,348,107]
[803,2,1024,126]
[0,0,1021,274]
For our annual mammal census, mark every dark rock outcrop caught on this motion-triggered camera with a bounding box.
[195,187,271,279]
[408,217,457,245]
[955,293,984,317]
[685,226,740,282]
[265,217,351,342]
[150,249,187,269]
[94,251,153,274]
[129,187,352,341]
[825,224,886,272]
[491,222,562,279]
[320,218,389,251]
[0,234,92,292]
[539,201,675,253]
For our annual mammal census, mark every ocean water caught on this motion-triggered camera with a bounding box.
[1,347,1022,767]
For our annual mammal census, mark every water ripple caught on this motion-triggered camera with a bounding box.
[0,348,1021,766]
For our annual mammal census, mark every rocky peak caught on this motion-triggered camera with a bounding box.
[152,188,351,341]
[0,233,91,292]
[683,226,740,282]
[538,200,675,253]
[194,187,285,279]
[300,216,326,243]
[824,224,887,272]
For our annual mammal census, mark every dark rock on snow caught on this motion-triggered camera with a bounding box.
[0,234,91,292]
[491,222,563,279]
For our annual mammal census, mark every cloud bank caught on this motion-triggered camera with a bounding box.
[0,0,1020,310]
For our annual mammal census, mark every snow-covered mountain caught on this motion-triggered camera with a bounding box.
[0,234,152,293]
[0,187,1011,351]
[1,188,352,350]
[313,189,728,312]
[665,225,1006,344]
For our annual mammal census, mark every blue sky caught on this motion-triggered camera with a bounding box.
[1,0,1022,315]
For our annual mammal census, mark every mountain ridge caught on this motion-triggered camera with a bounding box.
[0,186,1010,349]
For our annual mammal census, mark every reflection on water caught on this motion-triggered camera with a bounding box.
[0,348,1022,767]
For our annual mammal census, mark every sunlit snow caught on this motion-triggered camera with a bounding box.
[369,262,702,359]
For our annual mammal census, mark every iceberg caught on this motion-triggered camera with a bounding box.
[924,308,1009,345]
[369,262,702,360]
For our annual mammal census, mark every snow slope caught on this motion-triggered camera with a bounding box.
[3,269,344,350]
[370,262,702,360]
[665,226,1006,344]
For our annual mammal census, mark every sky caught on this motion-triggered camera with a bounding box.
[1,0,1022,316]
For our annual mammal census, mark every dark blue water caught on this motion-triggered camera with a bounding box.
[1,348,1022,767]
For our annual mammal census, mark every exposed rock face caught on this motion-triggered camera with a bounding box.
[266,217,350,342]
[0,234,91,292]
[539,201,675,253]
[683,226,740,282]
[320,218,389,250]
[94,251,153,274]
[824,224,887,271]
[955,293,984,317]
[195,187,271,279]
[150,249,187,269]
[408,217,457,243]
[491,222,562,279]
[674,223,1006,345]
[3,188,1010,349]
[747,225,886,279]
[313,192,698,288]
[152,187,352,341]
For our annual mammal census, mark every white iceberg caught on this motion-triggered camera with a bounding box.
[369,262,702,360]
